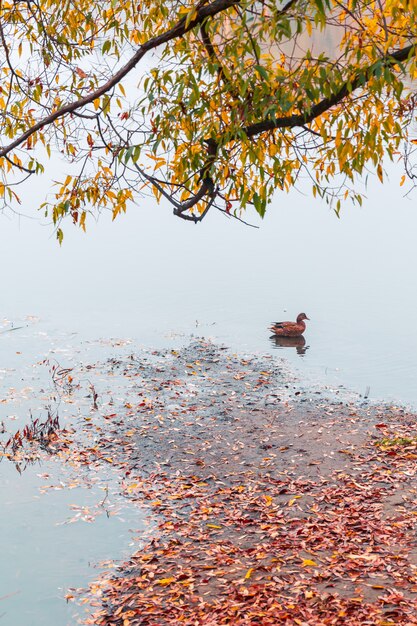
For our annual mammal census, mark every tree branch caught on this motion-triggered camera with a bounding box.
[173,192,217,222]
[241,44,415,140]
[4,154,36,174]
[0,0,241,158]
[276,0,299,17]
[132,162,182,209]
[133,157,218,223]
[200,20,232,89]
[174,42,415,222]
[1,1,414,226]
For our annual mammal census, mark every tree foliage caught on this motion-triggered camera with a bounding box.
[0,0,416,237]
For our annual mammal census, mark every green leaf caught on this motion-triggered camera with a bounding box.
[124,146,135,163]
[102,40,111,55]
[254,65,269,81]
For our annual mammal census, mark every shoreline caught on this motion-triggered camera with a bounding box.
[65,339,417,625]
[4,338,416,624]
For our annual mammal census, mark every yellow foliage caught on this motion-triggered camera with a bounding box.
[0,0,416,229]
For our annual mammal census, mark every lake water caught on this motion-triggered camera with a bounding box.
[2,161,417,404]
[1,162,417,624]
[0,329,147,626]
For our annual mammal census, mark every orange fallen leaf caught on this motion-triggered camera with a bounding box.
[155,577,176,586]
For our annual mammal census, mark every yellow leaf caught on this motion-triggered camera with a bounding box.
[221,110,229,124]
[302,559,318,567]
[80,212,86,232]
[377,163,383,183]
[245,568,254,579]
[184,7,198,27]
[155,577,176,586]
[400,174,406,186]
[206,523,222,529]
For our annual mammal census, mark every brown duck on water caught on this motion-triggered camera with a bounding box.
[269,313,309,337]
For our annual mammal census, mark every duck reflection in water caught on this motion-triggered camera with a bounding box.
[269,334,309,356]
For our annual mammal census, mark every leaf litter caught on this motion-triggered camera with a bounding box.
[5,339,417,624]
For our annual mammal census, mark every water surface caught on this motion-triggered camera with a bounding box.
[0,329,146,626]
[2,163,416,404]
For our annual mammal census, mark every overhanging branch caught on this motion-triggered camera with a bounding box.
[241,44,416,140]
[0,0,241,158]
[133,152,218,223]
[0,1,415,225]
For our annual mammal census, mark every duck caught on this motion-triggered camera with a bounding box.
[269,313,309,337]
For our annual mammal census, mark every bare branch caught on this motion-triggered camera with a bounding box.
[218,207,259,228]
[173,191,217,222]
[133,162,182,209]
[133,159,218,223]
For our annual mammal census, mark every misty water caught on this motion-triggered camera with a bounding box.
[4,162,417,403]
[1,162,417,625]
